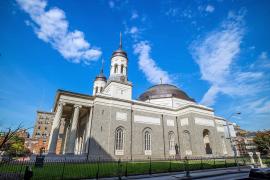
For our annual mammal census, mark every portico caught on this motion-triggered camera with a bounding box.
[47,91,94,155]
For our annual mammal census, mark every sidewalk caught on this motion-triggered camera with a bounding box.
[89,166,250,180]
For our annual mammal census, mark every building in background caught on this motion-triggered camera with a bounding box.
[28,111,65,154]
[234,125,257,156]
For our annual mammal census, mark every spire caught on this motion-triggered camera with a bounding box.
[100,59,104,74]
[119,32,122,49]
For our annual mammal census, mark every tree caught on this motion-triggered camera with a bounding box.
[253,130,270,155]
[0,124,31,158]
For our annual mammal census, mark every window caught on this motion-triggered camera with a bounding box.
[38,126,41,129]
[203,129,212,154]
[95,87,98,94]
[168,132,175,151]
[183,130,192,155]
[114,64,118,73]
[144,131,151,151]
[115,128,124,151]
[120,65,124,73]
[100,87,103,92]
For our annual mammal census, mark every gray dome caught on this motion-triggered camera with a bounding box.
[112,48,127,58]
[95,73,107,81]
[138,84,195,102]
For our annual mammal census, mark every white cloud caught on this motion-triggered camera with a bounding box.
[16,0,102,64]
[250,51,270,69]
[131,11,139,20]
[259,51,270,68]
[205,5,215,13]
[108,1,115,8]
[190,11,267,106]
[125,26,141,41]
[260,51,267,59]
[129,26,139,34]
[133,41,173,84]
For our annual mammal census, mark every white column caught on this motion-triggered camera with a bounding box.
[123,66,127,76]
[66,104,81,154]
[62,120,70,154]
[48,102,65,154]
[84,107,93,154]
[118,64,121,74]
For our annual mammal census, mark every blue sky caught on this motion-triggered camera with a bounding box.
[0,0,270,132]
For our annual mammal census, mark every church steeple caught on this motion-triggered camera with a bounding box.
[93,59,107,95]
[102,33,132,100]
[109,33,128,82]
[119,32,122,49]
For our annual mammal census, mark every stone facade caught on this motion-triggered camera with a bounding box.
[39,37,235,160]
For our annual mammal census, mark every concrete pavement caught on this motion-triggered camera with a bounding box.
[87,166,251,180]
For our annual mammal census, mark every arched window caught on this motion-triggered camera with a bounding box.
[203,129,212,154]
[100,87,103,92]
[169,132,175,155]
[183,130,192,155]
[114,64,118,73]
[144,131,151,151]
[120,65,124,74]
[115,127,124,155]
[95,87,98,94]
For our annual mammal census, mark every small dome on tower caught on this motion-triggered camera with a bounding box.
[95,59,107,81]
[111,32,128,59]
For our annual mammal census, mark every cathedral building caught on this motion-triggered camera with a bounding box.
[43,34,235,160]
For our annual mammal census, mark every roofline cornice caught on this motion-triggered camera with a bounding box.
[52,89,213,113]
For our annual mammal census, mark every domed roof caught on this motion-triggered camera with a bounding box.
[112,49,127,58]
[95,60,107,81]
[111,32,128,59]
[138,84,195,102]
[95,73,107,81]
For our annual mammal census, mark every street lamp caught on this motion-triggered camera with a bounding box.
[225,112,241,170]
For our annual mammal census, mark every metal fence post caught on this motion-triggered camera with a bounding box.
[61,158,66,180]
[169,158,172,172]
[118,158,122,180]
[243,157,246,166]
[19,157,25,177]
[149,157,152,175]
[96,157,100,179]
[184,156,190,177]
[236,156,240,171]
[200,157,203,170]
[125,160,128,177]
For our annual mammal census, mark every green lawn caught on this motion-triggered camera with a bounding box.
[0,158,245,179]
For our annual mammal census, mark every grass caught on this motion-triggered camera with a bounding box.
[0,158,245,179]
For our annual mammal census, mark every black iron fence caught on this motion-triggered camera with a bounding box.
[0,155,269,179]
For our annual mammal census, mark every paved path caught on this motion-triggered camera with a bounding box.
[141,168,250,180]
[88,167,251,180]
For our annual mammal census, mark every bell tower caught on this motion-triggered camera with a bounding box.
[109,32,128,82]
[102,33,132,100]
[93,60,107,95]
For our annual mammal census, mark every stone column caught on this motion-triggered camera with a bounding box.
[84,107,93,154]
[62,119,71,154]
[66,104,81,155]
[248,152,255,164]
[48,102,65,154]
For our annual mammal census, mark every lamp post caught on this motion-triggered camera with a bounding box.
[225,112,241,170]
